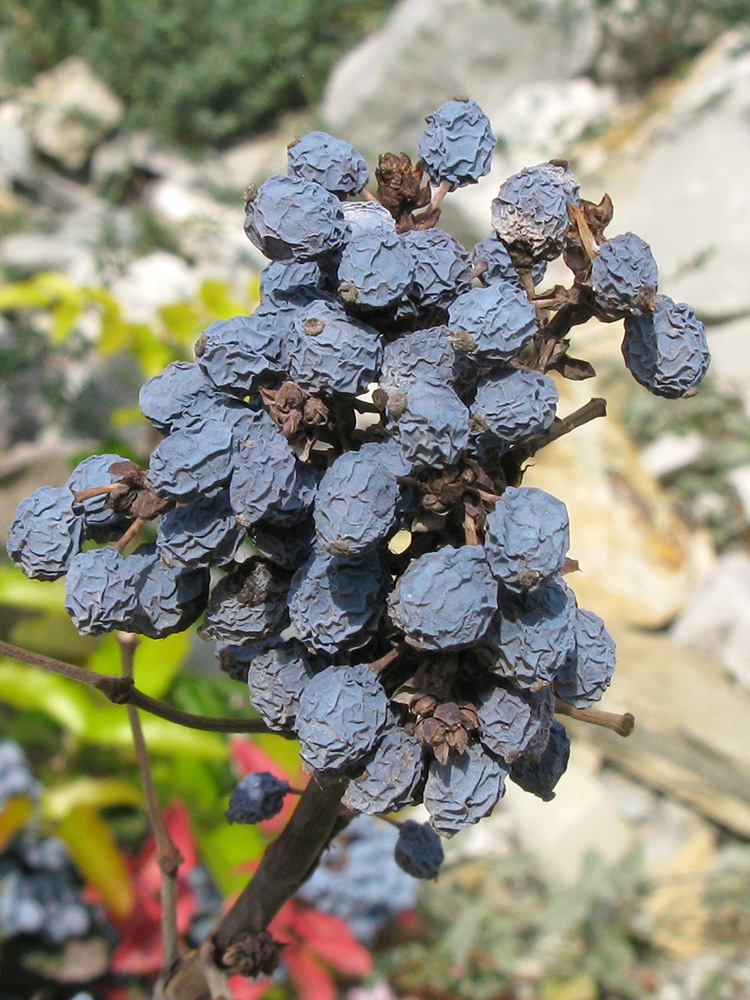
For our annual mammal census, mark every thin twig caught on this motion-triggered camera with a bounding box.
[116,516,145,553]
[0,640,278,735]
[72,483,122,502]
[118,633,182,973]
[554,698,635,737]
[511,398,607,461]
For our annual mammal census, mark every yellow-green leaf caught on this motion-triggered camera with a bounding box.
[0,563,67,612]
[0,795,33,852]
[59,805,134,918]
[0,662,96,735]
[83,706,228,759]
[43,777,142,821]
[198,821,264,896]
[542,973,598,1000]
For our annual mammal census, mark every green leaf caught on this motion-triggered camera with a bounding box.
[198,820,264,896]
[82,706,228,759]
[58,805,134,918]
[43,776,142,821]
[0,661,97,735]
[135,631,191,698]
[0,562,67,612]
[0,795,33,852]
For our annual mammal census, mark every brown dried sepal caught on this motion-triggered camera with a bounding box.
[415,701,481,763]
[222,929,280,977]
[375,153,431,232]
[563,194,614,275]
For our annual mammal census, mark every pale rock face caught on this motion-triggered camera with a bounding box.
[321,0,602,154]
[25,57,124,172]
[583,32,750,321]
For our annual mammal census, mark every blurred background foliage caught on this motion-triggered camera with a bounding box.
[0,0,396,149]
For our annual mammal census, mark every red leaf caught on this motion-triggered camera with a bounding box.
[292,905,372,977]
[231,739,291,783]
[283,945,337,1000]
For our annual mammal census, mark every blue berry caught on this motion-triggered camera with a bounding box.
[194,314,284,395]
[387,545,497,651]
[401,228,472,309]
[241,638,317,731]
[0,741,38,807]
[418,99,495,190]
[343,723,425,814]
[314,450,399,558]
[470,368,558,456]
[511,720,570,800]
[591,232,659,313]
[423,742,508,837]
[259,258,331,305]
[64,548,139,635]
[357,438,412,479]
[387,377,470,470]
[156,491,245,569]
[288,548,386,655]
[7,486,84,581]
[484,578,576,690]
[67,453,130,540]
[148,418,234,500]
[342,200,396,239]
[484,486,569,593]
[287,131,369,197]
[491,162,581,261]
[251,517,315,571]
[394,820,444,879]
[337,230,416,309]
[379,326,461,396]
[554,608,616,708]
[475,683,550,763]
[139,361,238,435]
[622,294,710,398]
[471,234,547,289]
[199,560,290,644]
[230,434,313,527]
[296,663,391,772]
[287,300,382,395]
[244,174,348,262]
[132,548,209,639]
[226,772,289,824]
[448,282,537,364]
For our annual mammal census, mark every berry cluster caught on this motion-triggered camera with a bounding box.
[0,741,94,947]
[7,100,709,862]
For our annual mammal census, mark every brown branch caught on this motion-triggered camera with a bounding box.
[0,640,278,736]
[555,698,635,737]
[118,633,182,973]
[161,774,349,999]
[116,516,145,553]
[511,398,607,462]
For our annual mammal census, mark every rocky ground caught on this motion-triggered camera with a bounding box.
[2,1,750,994]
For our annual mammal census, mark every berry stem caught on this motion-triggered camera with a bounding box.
[554,697,635,737]
[367,647,401,674]
[0,640,279,735]
[430,178,452,213]
[512,397,607,460]
[359,185,379,202]
[116,516,145,553]
[72,483,122,501]
[118,632,182,973]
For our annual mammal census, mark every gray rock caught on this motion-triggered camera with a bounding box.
[25,57,124,171]
[587,32,750,321]
[0,101,35,186]
[321,0,602,155]
[672,550,750,692]
[705,314,750,417]
[110,251,201,322]
[639,432,705,480]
